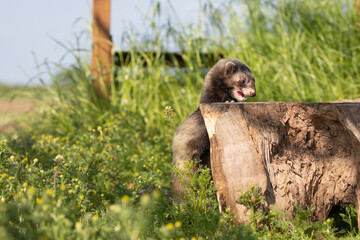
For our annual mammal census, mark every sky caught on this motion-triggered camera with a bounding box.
[0,0,199,86]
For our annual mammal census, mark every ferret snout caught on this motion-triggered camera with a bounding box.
[242,88,256,98]
[249,90,256,97]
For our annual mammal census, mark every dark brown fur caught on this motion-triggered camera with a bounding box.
[172,58,256,200]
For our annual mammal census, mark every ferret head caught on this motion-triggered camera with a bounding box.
[201,58,256,103]
[224,60,256,102]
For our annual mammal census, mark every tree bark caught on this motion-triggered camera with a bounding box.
[200,100,360,226]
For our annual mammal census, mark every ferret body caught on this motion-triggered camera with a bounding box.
[172,58,256,198]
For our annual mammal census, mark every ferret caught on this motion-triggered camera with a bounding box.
[172,57,256,199]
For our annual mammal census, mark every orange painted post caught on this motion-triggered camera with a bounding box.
[91,0,112,97]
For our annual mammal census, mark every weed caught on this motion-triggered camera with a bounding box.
[237,186,338,239]
[237,185,268,231]
[172,160,255,239]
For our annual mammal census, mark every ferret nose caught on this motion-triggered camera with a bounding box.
[250,91,256,97]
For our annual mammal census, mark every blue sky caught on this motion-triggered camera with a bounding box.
[0,0,199,86]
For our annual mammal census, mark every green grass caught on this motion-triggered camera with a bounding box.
[0,85,48,101]
[0,0,359,239]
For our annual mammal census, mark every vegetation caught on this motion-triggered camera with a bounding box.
[0,0,359,239]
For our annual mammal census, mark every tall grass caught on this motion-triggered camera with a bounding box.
[37,0,360,138]
[234,0,360,102]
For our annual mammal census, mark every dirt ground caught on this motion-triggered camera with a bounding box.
[0,100,34,114]
[0,99,34,131]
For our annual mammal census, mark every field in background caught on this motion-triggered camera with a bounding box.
[0,85,48,130]
[0,99,32,128]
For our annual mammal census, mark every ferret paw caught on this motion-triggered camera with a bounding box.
[225,100,235,103]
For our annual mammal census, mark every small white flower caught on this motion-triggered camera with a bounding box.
[54,154,64,161]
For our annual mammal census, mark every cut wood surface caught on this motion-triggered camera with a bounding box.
[200,101,360,225]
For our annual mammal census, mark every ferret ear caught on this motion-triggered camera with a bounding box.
[224,62,236,76]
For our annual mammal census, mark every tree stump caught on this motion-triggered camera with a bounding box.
[199,101,360,226]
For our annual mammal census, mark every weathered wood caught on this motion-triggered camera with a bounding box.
[200,101,360,225]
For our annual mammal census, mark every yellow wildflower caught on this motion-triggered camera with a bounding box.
[175,221,182,228]
[27,187,35,195]
[46,189,55,197]
[122,195,130,203]
[166,223,174,230]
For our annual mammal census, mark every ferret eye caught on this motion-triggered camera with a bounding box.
[240,79,246,84]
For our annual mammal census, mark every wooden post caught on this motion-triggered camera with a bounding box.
[92,0,112,97]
